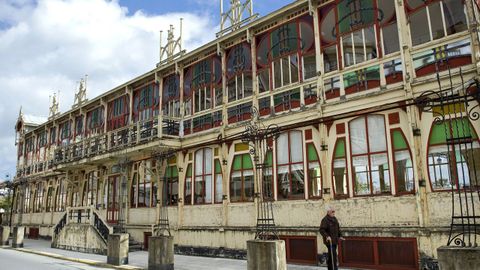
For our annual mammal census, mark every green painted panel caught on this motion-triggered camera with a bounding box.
[243,154,253,169]
[307,144,319,161]
[233,155,242,170]
[429,122,448,144]
[265,151,273,167]
[215,160,222,174]
[392,130,408,150]
[334,139,345,158]
[186,164,192,177]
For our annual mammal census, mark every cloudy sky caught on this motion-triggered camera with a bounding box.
[0,0,293,180]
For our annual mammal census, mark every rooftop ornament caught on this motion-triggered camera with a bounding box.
[157,19,185,67]
[217,0,258,38]
[72,75,88,109]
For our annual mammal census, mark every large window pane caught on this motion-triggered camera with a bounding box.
[353,155,370,195]
[430,2,445,40]
[370,153,390,194]
[350,118,368,155]
[443,0,467,35]
[367,115,387,152]
[382,23,400,55]
[410,8,430,46]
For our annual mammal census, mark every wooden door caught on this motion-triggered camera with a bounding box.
[107,175,120,224]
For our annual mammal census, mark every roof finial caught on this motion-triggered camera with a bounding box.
[157,18,185,67]
[49,91,59,120]
[217,0,257,37]
[72,75,88,109]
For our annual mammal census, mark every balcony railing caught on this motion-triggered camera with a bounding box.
[53,116,179,165]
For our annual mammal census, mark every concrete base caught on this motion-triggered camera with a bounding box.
[0,226,10,245]
[437,246,480,270]
[148,235,174,270]
[12,226,24,248]
[107,233,129,266]
[247,240,286,270]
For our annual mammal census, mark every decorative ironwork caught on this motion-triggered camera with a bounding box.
[217,0,258,37]
[53,213,67,237]
[241,106,280,240]
[414,65,480,247]
[72,75,88,109]
[115,155,131,233]
[153,149,176,236]
[94,212,110,243]
[158,19,185,66]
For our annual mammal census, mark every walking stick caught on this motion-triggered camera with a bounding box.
[329,240,334,270]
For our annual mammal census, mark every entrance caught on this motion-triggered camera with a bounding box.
[107,175,120,224]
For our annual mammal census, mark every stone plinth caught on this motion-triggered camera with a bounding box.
[12,226,24,248]
[148,235,174,270]
[0,226,10,245]
[247,240,286,270]
[437,246,480,270]
[107,233,129,265]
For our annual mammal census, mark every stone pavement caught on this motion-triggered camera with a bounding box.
[1,238,357,270]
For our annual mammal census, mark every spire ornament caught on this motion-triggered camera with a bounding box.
[157,19,185,67]
[49,92,60,120]
[72,75,88,109]
[217,0,258,37]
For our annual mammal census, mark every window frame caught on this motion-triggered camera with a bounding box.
[276,130,305,200]
[306,142,322,199]
[426,118,480,192]
[107,95,129,131]
[332,137,350,199]
[193,148,213,205]
[390,128,415,195]
[230,153,255,203]
[348,115,392,197]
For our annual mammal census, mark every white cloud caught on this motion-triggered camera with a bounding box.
[0,0,218,175]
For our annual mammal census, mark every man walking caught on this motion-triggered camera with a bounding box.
[320,206,343,270]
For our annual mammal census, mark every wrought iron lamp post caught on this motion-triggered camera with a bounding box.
[241,106,280,240]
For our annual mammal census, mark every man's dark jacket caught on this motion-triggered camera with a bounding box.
[319,215,342,245]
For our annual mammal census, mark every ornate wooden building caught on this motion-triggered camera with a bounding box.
[9,0,480,269]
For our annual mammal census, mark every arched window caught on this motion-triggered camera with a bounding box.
[319,0,399,72]
[263,150,274,200]
[163,74,180,118]
[226,43,252,102]
[332,138,348,197]
[214,159,223,203]
[256,16,316,91]
[133,83,159,122]
[194,148,213,204]
[427,118,480,191]
[184,56,222,113]
[46,186,54,212]
[24,185,31,213]
[349,115,391,196]
[107,95,129,131]
[86,106,104,136]
[59,120,71,146]
[406,0,467,46]
[165,164,179,206]
[307,143,322,198]
[230,153,254,202]
[34,182,44,213]
[184,164,192,205]
[83,171,99,207]
[276,131,304,199]
[55,179,67,212]
[131,161,157,208]
[391,129,414,194]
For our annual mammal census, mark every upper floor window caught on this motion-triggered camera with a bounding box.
[349,115,391,196]
[427,118,479,191]
[108,95,129,131]
[227,43,252,102]
[256,15,316,91]
[184,56,222,114]
[49,127,57,145]
[25,136,34,155]
[320,0,399,72]
[163,74,180,118]
[86,106,104,135]
[406,0,467,46]
[37,131,47,149]
[59,120,71,146]
[134,83,159,122]
[74,115,84,141]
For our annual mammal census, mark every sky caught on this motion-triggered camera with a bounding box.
[0,0,294,181]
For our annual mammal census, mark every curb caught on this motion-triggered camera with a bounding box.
[1,246,144,270]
